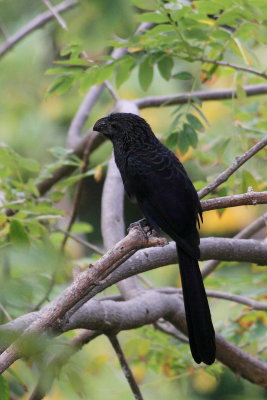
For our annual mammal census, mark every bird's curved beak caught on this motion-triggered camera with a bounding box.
[93,117,108,134]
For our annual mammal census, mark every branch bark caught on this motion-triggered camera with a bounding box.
[201,191,267,210]
[134,84,267,109]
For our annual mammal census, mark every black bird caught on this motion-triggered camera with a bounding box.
[93,113,216,365]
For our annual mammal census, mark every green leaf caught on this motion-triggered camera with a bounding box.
[139,56,154,91]
[94,64,115,85]
[54,58,92,67]
[10,220,30,246]
[186,113,204,130]
[49,191,65,202]
[166,132,178,148]
[79,67,99,91]
[173,71,193,80]
[157,56,174,80]
[191,103,209,124]
[116,57,135,88]
[184,123,198,148]
[241,170,259,193]
[196,1,222,14]
[47,75,74,96]
[170,112,183,130]
[0,375,9,400]
[131,0,157,10]
[136,12,168,23]
[71,222,93,234]
[177,130,190,153]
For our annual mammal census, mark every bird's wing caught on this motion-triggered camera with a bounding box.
[125,150,201,257]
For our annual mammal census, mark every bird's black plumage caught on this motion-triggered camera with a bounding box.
[93,113,216,364]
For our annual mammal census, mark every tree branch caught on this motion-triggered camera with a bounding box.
[134,84,267,109]
[0,0,77,58]
[36,90,267,197]
[201,191,267,211]
[42,0,68,30]
[159,287,267,311]
[206,290,267,310]
[198,57,267,80]
[108,335,144,400]
[198,136,267,199]
[1,238,265,351]
[2,292,266,385]
[202,212,267,279]
[57,292,267,386]
[0,226,166,373]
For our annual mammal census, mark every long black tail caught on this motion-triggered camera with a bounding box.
[176,244,216,365]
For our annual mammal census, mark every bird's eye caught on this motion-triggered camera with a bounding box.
[111,122,118,129]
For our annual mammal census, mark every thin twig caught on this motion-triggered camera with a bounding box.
[34,133,95,309]
[0,0,77,58]
[198,57,267,80]
[108,335,144,400]
[206,290,267,310]
[0,303,12,321]
[57,227,104,255]
[158,287,267,311]
[42,0,68,30]
[134,83,267,109]
[61,135,94,250]
[104,81,119,102]
[198,136,267,199]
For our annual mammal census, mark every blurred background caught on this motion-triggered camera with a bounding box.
[0,0,266,399]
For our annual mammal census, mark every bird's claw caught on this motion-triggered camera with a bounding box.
[128,218,156,237]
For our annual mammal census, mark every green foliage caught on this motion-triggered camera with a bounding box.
[1,0,267,398]
[0,376,9,400]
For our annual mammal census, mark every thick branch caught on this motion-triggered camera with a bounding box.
[2,292,266,385]
[202,212,267,279]
[59,293,267,386]
[201,191,267,211]
[1,238,265,348]
[0,227,166,373]
[134,84,267,109]
[0,0,77,58]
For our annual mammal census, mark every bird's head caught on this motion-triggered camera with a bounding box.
[93,113,156,146]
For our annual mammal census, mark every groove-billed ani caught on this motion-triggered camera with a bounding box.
[93,113,216,365]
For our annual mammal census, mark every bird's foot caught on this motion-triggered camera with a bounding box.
[128,218,157,238]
